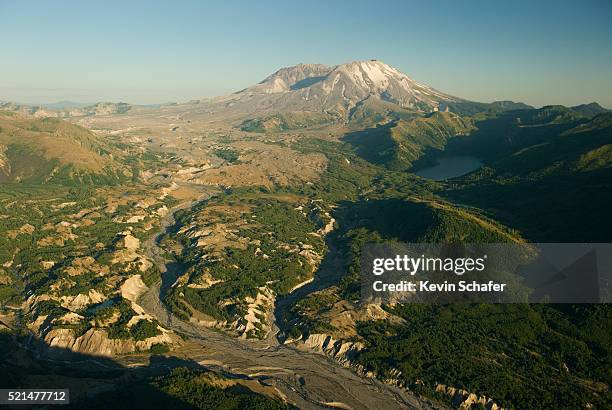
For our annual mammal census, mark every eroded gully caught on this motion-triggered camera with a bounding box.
[138,193,434,410]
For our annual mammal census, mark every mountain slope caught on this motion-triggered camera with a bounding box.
[245,63,332,94]
[478,112,612,177]
[198,61,508,130]
[227,60,534,129]
[570,102,609,117]
[235,60,459,120]
[444,112,612,241]
[0,112,129,184]
[441,105,610,162]
[344,111,475,170]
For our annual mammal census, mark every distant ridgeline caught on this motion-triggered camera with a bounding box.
[343,103,610,171]
[332,100,612,240]
[442,105,612,241]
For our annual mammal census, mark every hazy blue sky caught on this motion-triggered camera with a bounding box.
[1,0,611,107]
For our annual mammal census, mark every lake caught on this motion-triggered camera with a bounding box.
[414,156,483,181]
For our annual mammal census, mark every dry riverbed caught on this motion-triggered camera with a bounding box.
[136,196,436,410]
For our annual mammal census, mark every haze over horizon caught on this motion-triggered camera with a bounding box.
[1,0,611,107]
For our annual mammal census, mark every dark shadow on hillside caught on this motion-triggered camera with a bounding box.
[408,145,446,171]
[160,261,186,298]
[445,109,589,160]
[342,122,397,166]
[335,197,435,240]
[344,108,592,173]
[444,169,612,242]
[0,332,232,409]
[274,198,435,333]
[290,76,326,90]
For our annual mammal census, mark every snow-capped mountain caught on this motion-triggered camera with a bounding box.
[230,60,458,118]
[246,63,331,94]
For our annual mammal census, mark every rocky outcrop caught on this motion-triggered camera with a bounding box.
[288,277,314,293]
[123,233,140,250]
[237,287,274,338]
[6,223,35,239]
[44,327,177,357]
[120,274,148,303]
[291,330,503,409]
[60,289,106,311]
[435,384,503,410]
[294,333,364,365]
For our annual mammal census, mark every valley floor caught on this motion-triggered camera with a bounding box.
[1,100,610,409]
[135,195,434,410]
